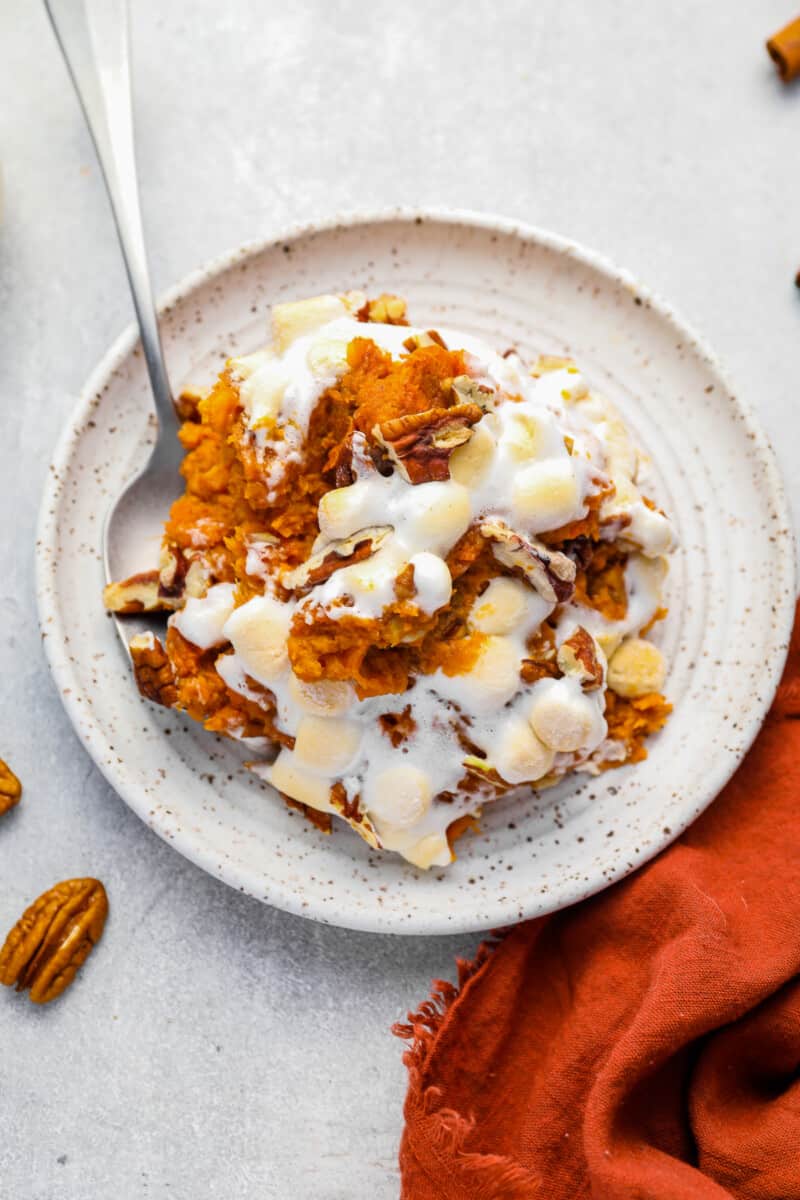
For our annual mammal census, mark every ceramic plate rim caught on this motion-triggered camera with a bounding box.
[35,206,797,934]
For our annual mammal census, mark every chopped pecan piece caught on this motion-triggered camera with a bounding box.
[129,632,179,707]
[461,756,515,796]
[283,797,333,833]
[326,430,385,487]
[157,546,212,604]
[372,404,483,484]
[479,520,576,604]
[563,536,595,570]
[282,526,392,594]
[402,329,448,352]
[557,627,604,691]
[157,546,191,605]
[365,293,408,324]
[329,782,382,849]
[394,562,416,601]
[0,878,108,1004]
[157,546,184,594]
[103,570,179,614]
[520,624,558,684]
[0,758,22,816]
[451,374,494,411]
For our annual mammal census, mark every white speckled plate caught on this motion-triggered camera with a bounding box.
[36,210,796,934]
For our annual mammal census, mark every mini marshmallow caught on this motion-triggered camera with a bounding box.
[409,552,452,614]
[528,676,604,753]
[493,714,556,784]
[222,595,292,685]
[306,334,350,379]
[264,749,334,813]
[626,504,672,557]
[399,481,472,555]
[502,408,562,463]
[511,458,583,533]
[288,675,355,717]
[449,422,495,487]
[172,583,236,650]
[607,638,666,699]
[293,716,363,775]
[574,392,637,477]
[238,357,289,429]
[271,294,348,353]
[317,481,375,541]
[436,635,521,715]
[402,832,453,870]
[365,765,432,829]
[470,577,530,636]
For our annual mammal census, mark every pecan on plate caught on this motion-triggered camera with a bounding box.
[364,293,408,325]
[0,878,108,1004]
[103,568,186,615]
[129,632,179,707]
[104,545,209,615]
[557,626,604,691]
[0,758,21,816]
[479,520,576,604]
[281,526,392,595]
[372,404,483,484]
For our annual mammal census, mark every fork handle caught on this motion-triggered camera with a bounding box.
[45,0,174,427]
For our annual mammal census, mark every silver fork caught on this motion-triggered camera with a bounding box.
[45,0,183,655]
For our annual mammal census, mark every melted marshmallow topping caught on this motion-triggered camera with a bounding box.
[170,297,673,868]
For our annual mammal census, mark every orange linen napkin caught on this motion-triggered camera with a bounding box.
[395,609,800,1199]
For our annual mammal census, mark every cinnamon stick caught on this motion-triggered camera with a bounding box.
[766,15,800,82]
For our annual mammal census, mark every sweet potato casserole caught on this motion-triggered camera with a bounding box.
[105,292,673,868]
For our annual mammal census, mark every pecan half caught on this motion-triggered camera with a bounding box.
[0,758,21,816]
[130,632,179,707]
[281,526,392,594]
[479,520,576,604]
[372,404,483,484]
[106,547,213,614]
[557,627,604,691]
[0,878,108,1004]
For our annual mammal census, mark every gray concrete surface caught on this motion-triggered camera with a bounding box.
[1,1,799,1197]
